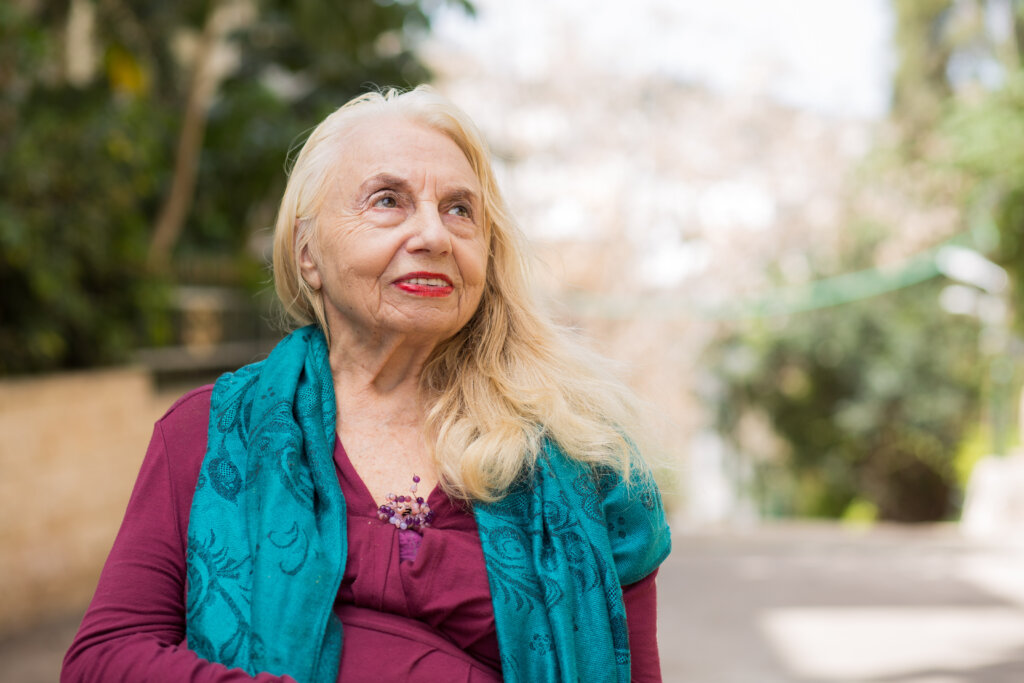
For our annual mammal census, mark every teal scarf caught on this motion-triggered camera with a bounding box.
[186,326,670,682]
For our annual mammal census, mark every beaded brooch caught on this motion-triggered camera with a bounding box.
[377,474,434,531]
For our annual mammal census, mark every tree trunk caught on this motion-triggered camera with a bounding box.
[147,3,227,270]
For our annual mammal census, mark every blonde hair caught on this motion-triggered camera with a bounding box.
[273,86,648,502]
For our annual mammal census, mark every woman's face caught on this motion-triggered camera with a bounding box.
[299,115,489,350]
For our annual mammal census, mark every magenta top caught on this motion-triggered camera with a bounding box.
[62,386,662,682]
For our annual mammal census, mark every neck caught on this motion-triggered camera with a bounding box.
[327,326,437,487]
[326,325,435,401]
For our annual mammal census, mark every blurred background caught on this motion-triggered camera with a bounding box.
[2,0,1024,680]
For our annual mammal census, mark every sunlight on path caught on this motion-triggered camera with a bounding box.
[762,607,1024,681]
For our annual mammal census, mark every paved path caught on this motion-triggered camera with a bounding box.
[3,523,1023,682]
[658,524,1024,682]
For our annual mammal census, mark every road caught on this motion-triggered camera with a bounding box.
[3,523,1023,682]
[658,523,1024,682]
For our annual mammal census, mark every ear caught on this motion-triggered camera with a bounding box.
[297,237,322,291]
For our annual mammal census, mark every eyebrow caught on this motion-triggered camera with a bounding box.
[357,173,410,198]
[445,187,481,207]
[357,173,481,207]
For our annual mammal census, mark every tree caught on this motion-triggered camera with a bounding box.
[702,0,1017,522]
[0,2,175,373]
[935,0,1024,332]
[152,0,475,266]
[891,0,1024,328]
[891,0,956,151]
[708,279,982,522]
[0,0,472,375]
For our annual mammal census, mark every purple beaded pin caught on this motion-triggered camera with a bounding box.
[377,474,434,531]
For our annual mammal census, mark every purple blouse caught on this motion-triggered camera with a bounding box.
[62,386,662,681]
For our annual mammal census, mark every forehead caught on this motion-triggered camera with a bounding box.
[333,115,480,190]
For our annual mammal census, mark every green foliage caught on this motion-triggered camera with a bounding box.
[889,0,1024,329]
[841,498,879,525]
[942,83,1024,187]
[941,71,1024,329]
[0,8,175,373]
[0,0,472,374]
[708,281,983,522]
[953,423,990,487]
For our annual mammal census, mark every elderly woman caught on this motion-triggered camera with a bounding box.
[63,86,671,682]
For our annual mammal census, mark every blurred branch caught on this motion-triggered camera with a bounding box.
[148,0,250,269]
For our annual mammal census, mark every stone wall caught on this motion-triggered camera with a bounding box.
[0,368,172,636]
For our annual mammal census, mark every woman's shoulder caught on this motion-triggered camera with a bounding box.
[150,385,214,489]
[157,384,213,433]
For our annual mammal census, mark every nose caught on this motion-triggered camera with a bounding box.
[406,203,452,255]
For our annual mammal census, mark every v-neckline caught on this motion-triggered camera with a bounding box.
[333,434,444,513]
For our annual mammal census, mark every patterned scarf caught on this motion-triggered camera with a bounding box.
[186,326,671,682]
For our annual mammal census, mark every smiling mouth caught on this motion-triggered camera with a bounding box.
[394,273,454,297]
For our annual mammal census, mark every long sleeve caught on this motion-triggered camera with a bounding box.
[623,569,662,682]
[61,388,292,683]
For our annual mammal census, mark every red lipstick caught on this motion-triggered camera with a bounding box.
[393,271,454,297]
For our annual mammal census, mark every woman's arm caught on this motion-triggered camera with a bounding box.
[623,569,662,682]
[61,389,292,683]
